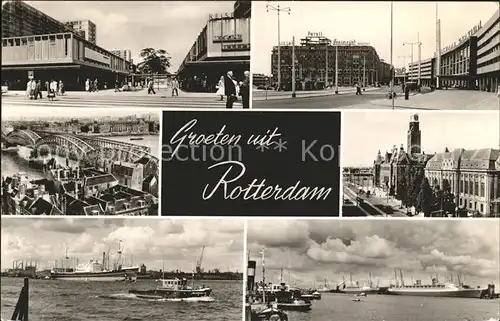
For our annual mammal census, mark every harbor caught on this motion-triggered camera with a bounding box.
[246,219,500,321]
[1,218,244,320]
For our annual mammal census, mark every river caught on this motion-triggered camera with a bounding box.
[282,293,499,321]
[1,135,159,178]
[1,278,241,321]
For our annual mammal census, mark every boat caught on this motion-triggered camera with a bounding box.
[129,278,212,299]
[50,261,138,282]
[301,291,321,300]
[340,273,380,294]
[351,297,362,302]
[130,137,144,141]
[316,278,333,293]
[387,271,485,298]
[273,299,312,312]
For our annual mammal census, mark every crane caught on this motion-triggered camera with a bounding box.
[195,245,205,274]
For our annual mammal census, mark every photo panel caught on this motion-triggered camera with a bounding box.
[1,107,161,215]
[161,110,341,216]
[2,0,251,110]
[341,111,500,218]
[245,219,500,321]
[0,217,245,320]
[251,1,499,110]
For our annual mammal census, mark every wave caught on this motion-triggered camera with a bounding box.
[97,293,215,303]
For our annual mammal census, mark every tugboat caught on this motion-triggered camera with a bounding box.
[272,287,312,312]
[129,277,212,299]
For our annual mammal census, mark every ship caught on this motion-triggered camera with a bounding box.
[387,270,484,298]
[340,273,380,294]
[50,242,139,282]
[129,277,212,299]
[130,137,144,141]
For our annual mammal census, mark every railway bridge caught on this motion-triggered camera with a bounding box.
[2,129,158,164]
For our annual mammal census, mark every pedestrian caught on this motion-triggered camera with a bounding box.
[240,71,250,109]
[85,78,90,92]
[171,78,179,97]
[224,70,237,109]
[35,80,42,100]
[148,78,156,94]
[28,79,36,99]
[94,78,99,92]
[48,79,57,100]
[44,80,49,96]
[58,80,64,96]
[215,76,225,101]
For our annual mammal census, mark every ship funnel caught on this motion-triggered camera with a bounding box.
[247,260,256,292]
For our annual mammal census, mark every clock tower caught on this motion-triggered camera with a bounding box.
[407,114,421,154]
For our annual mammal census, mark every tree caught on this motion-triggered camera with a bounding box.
[405,167,415,209]
[137,48,171,75]
[80,125,90,133]
[396,168,407,205]
[416,178,434,217]
[441,179,456,215]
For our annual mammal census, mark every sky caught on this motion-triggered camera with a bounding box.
[1,218,244,272]
[24,1,235,72]
[252,1,498,75]
[247,219,500,289]
[342,111,500,167]
[2,107,159,121]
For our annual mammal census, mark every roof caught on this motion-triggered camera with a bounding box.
[27,197,62,215]
[84,174,117,186]
[143,174,158,185]
[135,156,152,165]
[426,148,499,171]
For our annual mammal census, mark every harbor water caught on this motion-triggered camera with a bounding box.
[1,135,159,178]
[0,278,241,321]
[283,293,499,321]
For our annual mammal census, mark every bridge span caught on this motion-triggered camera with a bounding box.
[2,129,158,163]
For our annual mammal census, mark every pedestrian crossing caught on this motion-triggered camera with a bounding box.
[1,95,244,109]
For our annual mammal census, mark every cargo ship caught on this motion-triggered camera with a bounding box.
[387,270,484,298]
[339,273,380,294]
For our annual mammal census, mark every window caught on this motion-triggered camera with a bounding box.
[480,182,485,197]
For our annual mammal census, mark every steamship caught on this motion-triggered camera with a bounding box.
[387,271,484,298]
[339,273,380,294]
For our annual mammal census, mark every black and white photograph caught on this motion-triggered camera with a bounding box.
[2,0,251,109]
[342,111,500,218]
[1,108,160,215]
[245,219,500,321]
[251,1,499,109]
[1,218,244,321]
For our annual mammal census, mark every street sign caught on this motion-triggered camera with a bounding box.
[28,71,34,79]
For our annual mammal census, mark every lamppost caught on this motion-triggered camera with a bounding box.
[362,55,366,91]
[292,36,296,97]
[390,1,395,109]
[403,35,422,85]
[266,3,291,91]
[335,41,339,94]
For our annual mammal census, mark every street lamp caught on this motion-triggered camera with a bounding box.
[266,3,291,91]
[390,1,394,109]
[292,36,296,98]
[403,34,422,85]
[335,41,339,94]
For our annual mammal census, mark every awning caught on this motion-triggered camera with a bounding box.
[2,64,81,71]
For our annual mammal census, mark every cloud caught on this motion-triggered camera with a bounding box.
[247,220,499,288]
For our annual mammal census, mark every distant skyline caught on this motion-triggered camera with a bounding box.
[252,1,498,75]
[1,218,244,272]
[342,112,499,168]
[21,1,234,72]
[2,107,159,121]
[247,220,500,289]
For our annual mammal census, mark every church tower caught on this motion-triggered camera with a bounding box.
[407,114,421,154]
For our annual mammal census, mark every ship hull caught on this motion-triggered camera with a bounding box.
[129,288,212,299]
[341,288,379,295]
[50,270,137,282]
[273,302,311,312]
[387,288,483,298]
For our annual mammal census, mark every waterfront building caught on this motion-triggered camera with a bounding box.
[270,32,389,90]
[1,0,133,90]
[111,161,144,191]
[408,9,499,92]
[63,20,97,45]
[372,114,500,217]
[176,1,251,92]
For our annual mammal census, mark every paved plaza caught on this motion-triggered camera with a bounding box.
[1,88,243,108]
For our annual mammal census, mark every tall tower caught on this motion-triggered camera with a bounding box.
[407,114,421,154]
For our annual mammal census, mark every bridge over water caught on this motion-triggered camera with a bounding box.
[2,129,158,164]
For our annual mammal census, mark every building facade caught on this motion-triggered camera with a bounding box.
[270,33,386,90]
[176,1,250,92]
[408,9,499,92]
[373,114,499,217]
[110,49,132,63]
[1,1,132,90]
[252,73,268,87]
[63,20,97,45]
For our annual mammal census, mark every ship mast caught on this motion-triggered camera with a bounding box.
[280,265,284,283]
[399,270,405,286]
[259,249,266,303]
